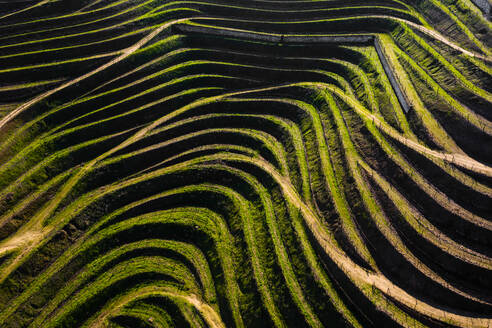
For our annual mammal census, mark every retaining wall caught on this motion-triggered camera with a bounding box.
[374,38,412,113]
[175,24,375,44]
[175,24,281,42]
[175,24,412,113]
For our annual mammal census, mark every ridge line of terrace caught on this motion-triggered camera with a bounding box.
[174,23,412,113]
[174,23,375,44]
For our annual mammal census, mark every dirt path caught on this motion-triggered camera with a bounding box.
[307,82,492,177]
[0,0,51,21]
[89,287,225,328]
[0,230,43,257]
[0,18,191,131]
[1,80,490,286]
[74,0,105,14]
[185,15,491,62]
[3,12,488,132]
[243,153,491,328]
[0,81,490,326]
[2,80,490,255]
[370,15,492,62]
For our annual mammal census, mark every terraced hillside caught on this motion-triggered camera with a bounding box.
[0,0,491,327]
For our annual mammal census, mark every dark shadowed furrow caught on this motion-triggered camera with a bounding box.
[0,1,491,327]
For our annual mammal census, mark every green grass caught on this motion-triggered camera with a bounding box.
[0,1,491,327]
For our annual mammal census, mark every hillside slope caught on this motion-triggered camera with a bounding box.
[0,1,491,327]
